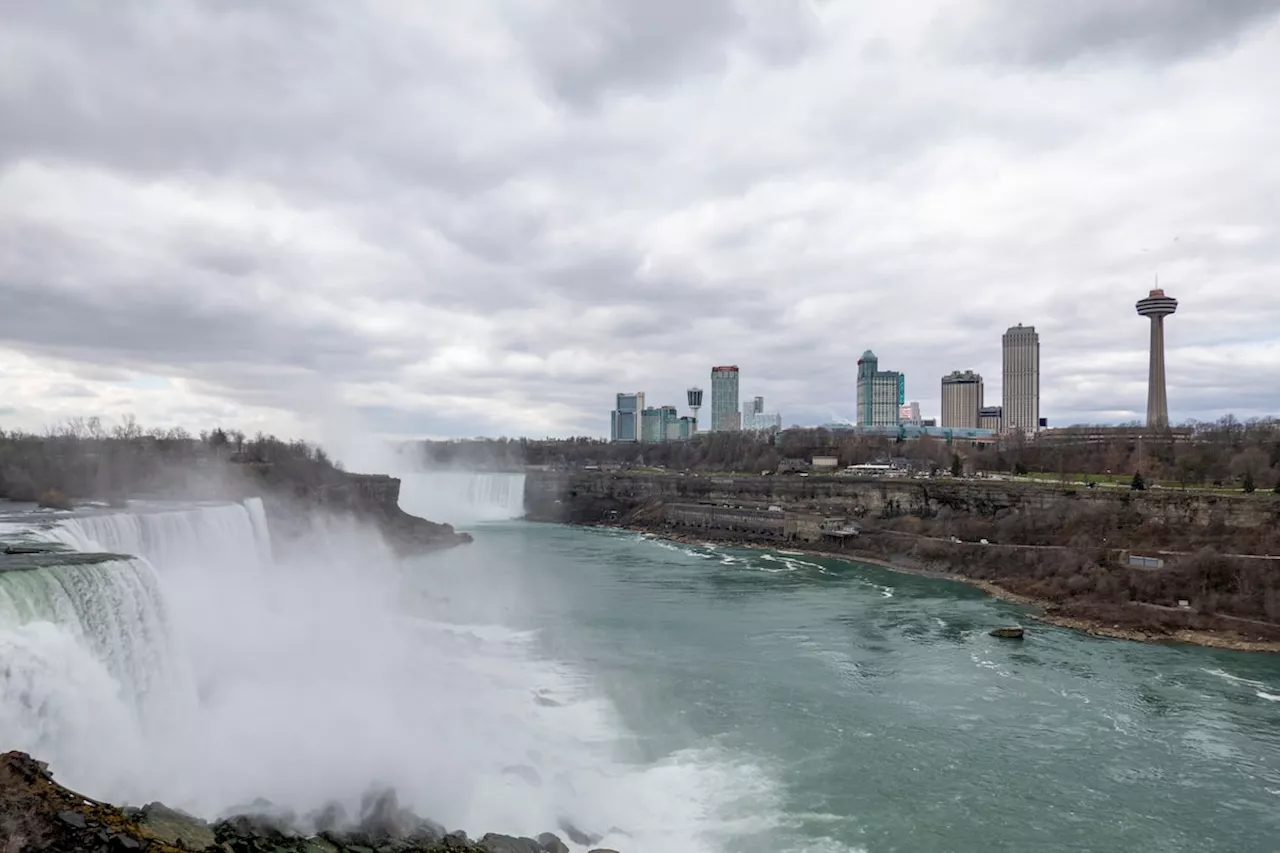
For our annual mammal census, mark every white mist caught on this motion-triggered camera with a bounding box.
[0,478,773,853]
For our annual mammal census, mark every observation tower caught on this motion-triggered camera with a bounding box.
[1135,288,1178,429]
[687,387,703,432]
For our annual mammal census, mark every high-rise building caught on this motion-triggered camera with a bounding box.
[856,350,904,427]
[941,370,983,429]
[1136,288,1177,428]
[743,396,782,432]
[687,387,703,432]
[978,405,1004,432]
[710,366,741,431]
[1001,325,1040,433]
[899,402,922,426]
[610,392,644,442]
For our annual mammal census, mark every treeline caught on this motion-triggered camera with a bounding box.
[416,415,1280,490]
[0,416,345,504]
[969,416,1280,490]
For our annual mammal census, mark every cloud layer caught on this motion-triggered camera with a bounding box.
[2,1,1278,440]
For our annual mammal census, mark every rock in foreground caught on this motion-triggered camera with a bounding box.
[0,751,608,853]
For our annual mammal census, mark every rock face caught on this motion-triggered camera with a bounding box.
[0,751,606,853]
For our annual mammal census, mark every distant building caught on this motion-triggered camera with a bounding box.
[921,418,937,427]
[610,392,645,442]
[978,405,1003,432]
[639,405,683,443]
[941,370,983,429]
[687,387,703,432]
[743,395,782,432]
[1002,324,1040,433]
[899,402,922,426]
[856,350,904,427]
[710,366,741,431]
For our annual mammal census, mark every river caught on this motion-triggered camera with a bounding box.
[1,472,1278,852]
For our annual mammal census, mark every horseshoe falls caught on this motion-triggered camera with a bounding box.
[2,482,1280,852]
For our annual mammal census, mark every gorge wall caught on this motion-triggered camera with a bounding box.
[524,471,1280,644]
[524,470,1280,534]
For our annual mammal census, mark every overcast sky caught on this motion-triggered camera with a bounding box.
[2,1,1278,442]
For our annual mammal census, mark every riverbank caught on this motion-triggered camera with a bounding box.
[0,750,606,853]
[604,524,1280,654]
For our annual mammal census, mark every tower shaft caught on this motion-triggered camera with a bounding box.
[1147,316,1168,429]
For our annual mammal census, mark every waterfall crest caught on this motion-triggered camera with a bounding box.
[398,472,526,525]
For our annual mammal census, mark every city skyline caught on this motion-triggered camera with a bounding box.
[610,297,1194,442]
[2,5,1278,442]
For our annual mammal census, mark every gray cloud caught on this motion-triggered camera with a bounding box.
[938,0,1280,66]
[0,0,1277,441]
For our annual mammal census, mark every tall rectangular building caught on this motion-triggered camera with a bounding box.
[610,392,644,442]
[941,370,983,429]
[710,366,741,431]
[856,350,904,427]
[1002,325,1040,433]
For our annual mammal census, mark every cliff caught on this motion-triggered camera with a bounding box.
[256,470,473,556]
[525,471,1280,648]
[0,750,609,853]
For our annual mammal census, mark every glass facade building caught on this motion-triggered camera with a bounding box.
[710,366,741,431]
[610,392,644,442]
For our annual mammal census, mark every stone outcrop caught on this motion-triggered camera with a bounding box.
[0,751,597,853]
[261,472,473,557]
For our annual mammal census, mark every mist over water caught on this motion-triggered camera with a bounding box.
[0,474,775,853]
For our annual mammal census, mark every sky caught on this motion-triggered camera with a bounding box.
[1,0,1278,442]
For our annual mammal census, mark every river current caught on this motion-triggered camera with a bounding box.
[1,471,1277,852]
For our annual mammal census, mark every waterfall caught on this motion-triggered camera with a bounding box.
[0,499,272,801]
[398,471,526,525]
[44,498,273,575]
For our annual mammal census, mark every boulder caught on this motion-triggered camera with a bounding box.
[537,832,570,853]
[479,833,542,853]
[989,626,1025,639]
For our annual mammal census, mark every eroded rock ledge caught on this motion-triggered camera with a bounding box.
[0,751,617,853]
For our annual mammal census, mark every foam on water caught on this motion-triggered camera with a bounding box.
[0,491,789,852]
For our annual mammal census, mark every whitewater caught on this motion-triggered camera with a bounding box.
[0,473,771,853]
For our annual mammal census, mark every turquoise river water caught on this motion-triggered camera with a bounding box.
[426,520,1280,853]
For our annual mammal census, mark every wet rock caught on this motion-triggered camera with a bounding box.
[587,849,622,853]
[137,800,216,849]
[537,831,570,853]
[479,833,542,853]
[989,626,1025,639]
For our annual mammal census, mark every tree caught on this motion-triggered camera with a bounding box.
[951,453,962,478]
[1243,470,1256,493]
[1014,461,1028,476]
[1131,471,1146,491]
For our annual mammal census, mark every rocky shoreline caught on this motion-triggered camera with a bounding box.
[0,751,619,853]
[605,524,1280,654]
